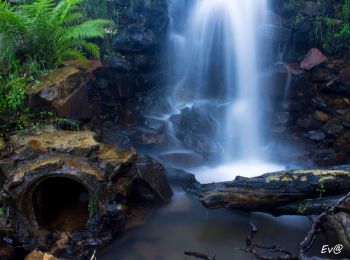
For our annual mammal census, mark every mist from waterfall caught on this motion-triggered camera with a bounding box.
[167,0,284,182]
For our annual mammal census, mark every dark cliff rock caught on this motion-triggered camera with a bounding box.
[88,0,169,127]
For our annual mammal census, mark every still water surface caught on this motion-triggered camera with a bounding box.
[98,190,311,260]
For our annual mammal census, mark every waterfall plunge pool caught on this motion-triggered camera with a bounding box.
[97,189,314,260]
[192,160,285,183]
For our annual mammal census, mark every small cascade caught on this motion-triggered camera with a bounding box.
[166,0,284,181]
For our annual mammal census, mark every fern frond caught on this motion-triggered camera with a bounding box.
[64,12,83,24]
[60,49,88,67]
[0,1,28,34]
[51,0,82,26]
[66,19,113,40]
[82,42,100,59]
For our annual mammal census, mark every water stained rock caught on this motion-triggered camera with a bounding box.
[0,128,172,259]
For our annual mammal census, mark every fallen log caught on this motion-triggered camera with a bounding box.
[199,168,350,216]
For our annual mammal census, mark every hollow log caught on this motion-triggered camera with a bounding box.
[199,169,350,216]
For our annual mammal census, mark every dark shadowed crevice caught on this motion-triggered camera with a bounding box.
[32,177,90,232]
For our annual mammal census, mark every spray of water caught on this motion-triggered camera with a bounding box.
[167,0,284,182]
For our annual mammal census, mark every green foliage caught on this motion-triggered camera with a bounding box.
[0,0,114,72]
[309,0,350,53]
[0,109,82,134]
[297,201,309,214]
[0,76,28,113]
[80,0,118,58]
[0,0,114,132]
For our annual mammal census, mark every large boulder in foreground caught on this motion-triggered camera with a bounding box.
[0,127,172,259]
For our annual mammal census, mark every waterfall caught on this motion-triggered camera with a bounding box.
[166,0,284,181]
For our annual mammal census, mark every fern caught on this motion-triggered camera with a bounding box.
[0,0,114,73]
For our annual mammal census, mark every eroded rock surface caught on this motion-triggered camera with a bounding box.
[0,128,172,258]
[28,67,95,121]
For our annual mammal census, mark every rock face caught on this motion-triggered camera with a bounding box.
[28,67,95,121]
[0,128,172,258]
[88,0,168,127]
[267,52,350,166]
[169,106,222,158]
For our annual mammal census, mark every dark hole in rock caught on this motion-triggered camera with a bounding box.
[32,177,89,232]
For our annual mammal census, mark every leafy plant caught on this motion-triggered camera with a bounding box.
[297,201,309,214]
[0,76,28,113]
[0,0,114,73]
[0,0,114,131]
[309,0,350,53]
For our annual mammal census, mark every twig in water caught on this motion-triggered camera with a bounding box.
[184,251,216,260]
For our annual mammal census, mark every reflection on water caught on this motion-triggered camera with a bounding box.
[98,190,311,260]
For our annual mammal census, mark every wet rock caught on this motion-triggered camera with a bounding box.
[300,48,328,70]
[143,117,166,133]
[165,167,201,195]
[313,149,347,166]
[313,110,331,122]
[321,67,350,96]
[114,30,157,53]
[311,96,328,109]
[25,251,57,260]
[169,106,221,157]
[112,1,168,53]
[297,114,323,129]
[109,56,132,72]
[28,67,94,121]
[0,128,172,258]
[323,120,345,137]
[307,130,326,141]
[135,155,173,203]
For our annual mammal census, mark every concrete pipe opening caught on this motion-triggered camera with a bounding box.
[32,177,90,232]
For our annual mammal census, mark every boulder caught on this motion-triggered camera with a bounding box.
[28,67,94,121]
[300,48,328,70]
[169,106,221,157]
[0,128,172,258]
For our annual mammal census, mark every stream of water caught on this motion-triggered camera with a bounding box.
[166,0,284,182]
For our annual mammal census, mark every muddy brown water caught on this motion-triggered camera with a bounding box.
[97,189,331,260]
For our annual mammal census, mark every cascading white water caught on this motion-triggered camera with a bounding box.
[167,0,284,182]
